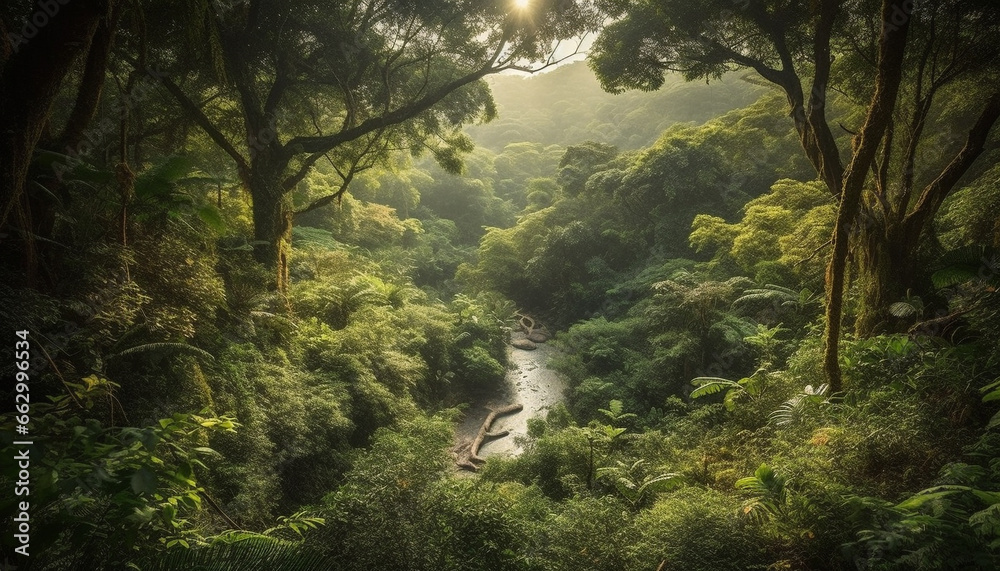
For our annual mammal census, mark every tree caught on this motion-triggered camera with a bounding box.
[590,0,1000,390]
[0,0,123,282]
[143,0,600,290]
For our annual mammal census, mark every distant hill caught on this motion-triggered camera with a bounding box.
[466,61,769,151]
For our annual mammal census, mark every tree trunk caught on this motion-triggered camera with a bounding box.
[0,0,111,252]
[822,0,911,392]
[849,92,1000,338]
[249,161,291,292]
[854,216,913,336]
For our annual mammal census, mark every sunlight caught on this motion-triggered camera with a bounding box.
[513,0,530,9]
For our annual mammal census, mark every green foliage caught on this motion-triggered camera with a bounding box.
[690,179,834,285]
[690,370,769,411]
[133,155,225,232]
[139,535,335,571]
[8,3,1000,569]
[630,487,772,571]
[326,195,409,250]
[848,462,1000,570]
[311,414,542,570]
[535,495,635,571]
[736,464,788,523]
[596,459,683,511]
[0,375,238,569]
[733,284,822,329]
[769,384,833,426]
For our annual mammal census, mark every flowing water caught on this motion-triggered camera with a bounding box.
[455,337,567,458]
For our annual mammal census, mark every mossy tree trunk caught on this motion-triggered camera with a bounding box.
[0,0,114,282]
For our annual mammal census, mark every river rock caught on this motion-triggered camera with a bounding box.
[527,331,549,343]
[511,338,537,350]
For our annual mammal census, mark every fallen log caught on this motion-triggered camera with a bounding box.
[456,403,523,471]
[513,311,549,347]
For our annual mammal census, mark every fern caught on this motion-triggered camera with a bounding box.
[597,459,683,510]
[931,245,1000,289]
[106,342,216,362]
[140,535,338,571]
[690,377,741,399]
[733,284,819,313]
[982,378,1000,429]
[889,293,924,319]
[736,463,787,522]
[769,384,832,425]
[691,370,769,410]
[598,399,638,425]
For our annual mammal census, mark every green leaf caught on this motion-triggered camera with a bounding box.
[602,426,626,439]
[197,206,225,232]
[163,503,176,523]
[895,489,961,511]
[131,467,158,496]
[152,155,195,183]
[139,428,161,452]
[690,377,739,399]
[889,301,920,318]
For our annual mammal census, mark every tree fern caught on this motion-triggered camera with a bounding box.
[598,399,638,425]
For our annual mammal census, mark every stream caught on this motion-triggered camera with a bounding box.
[455,336,568,458]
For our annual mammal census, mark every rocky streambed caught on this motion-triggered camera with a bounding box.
[454,329,568,467]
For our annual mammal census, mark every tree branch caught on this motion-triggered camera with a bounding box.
[280,151,327,192]
[155,73,251,185]
[902,90,1000,243]
[804,0,845,196]
[56,4,124,151]
[292,168,357,216]
[283,63,496,155]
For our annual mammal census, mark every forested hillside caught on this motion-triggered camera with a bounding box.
[2,1,1000,570]
[466,62,767,150]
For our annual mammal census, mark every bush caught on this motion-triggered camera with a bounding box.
[630,487,772,571]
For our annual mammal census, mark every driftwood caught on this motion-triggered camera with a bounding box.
[516,312,536,336]
[455,403,523,471]
[513,312,549,345]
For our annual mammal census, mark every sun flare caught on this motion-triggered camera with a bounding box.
[514,0,530,8]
